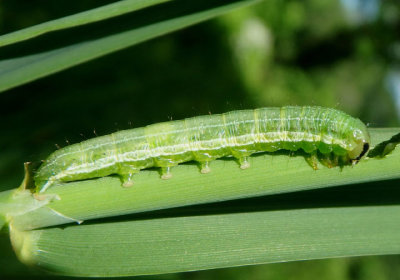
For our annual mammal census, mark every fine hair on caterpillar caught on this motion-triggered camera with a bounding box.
[34,106,370,192]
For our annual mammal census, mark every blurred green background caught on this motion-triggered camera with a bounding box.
[0,0,399,278]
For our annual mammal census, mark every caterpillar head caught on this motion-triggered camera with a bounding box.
[348,127,370,163]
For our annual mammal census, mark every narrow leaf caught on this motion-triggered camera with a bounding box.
[0,0,171,47]
[10,205,400,276]
[0,0,259,93]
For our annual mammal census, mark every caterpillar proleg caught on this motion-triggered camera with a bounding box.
[35,106,370,192]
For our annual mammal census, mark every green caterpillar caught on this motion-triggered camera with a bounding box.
[35,106,370,192]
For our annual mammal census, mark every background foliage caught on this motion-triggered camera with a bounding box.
[0,0,399,278]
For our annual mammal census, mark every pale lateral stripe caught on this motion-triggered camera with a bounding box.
[56,132,347,172]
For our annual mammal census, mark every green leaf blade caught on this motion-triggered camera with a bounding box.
[11,205,400,277]
[0,0,171,48]
[0,0,260,93]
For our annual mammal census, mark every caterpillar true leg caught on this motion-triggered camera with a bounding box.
[318,153,341,168]
[305,152,319,170]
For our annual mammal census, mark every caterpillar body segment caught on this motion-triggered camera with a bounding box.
[35,106,370,192]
